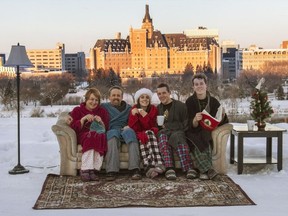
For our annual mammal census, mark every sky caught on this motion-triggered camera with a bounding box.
[0,96,288,215]
[0,0,288,57]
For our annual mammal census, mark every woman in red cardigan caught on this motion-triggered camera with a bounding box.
[128,88,165,178]
[69,88,109,182]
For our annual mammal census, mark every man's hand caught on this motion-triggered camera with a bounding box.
[194,112,203,122]
[123,125,130,130]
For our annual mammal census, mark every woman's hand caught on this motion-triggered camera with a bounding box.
[131,108,139,116]
[94,115,103,125]
[66,115,73,125]
[138,109,147,117]
[83,114,94,122]
[81,114,93,125]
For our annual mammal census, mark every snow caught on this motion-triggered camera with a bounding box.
[0,102,288,216]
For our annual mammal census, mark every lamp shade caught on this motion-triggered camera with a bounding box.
[5,43,34,68]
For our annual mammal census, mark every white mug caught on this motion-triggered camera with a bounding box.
[157,115,165,126]
[247,120,255,131]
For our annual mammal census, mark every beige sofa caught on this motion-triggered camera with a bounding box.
[52,112,233,176]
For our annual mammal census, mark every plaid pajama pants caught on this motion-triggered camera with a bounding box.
[190,145,212,173]
[139,130,163,170]
[158,132,193,172]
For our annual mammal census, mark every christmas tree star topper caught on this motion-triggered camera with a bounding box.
[255,77,265,90]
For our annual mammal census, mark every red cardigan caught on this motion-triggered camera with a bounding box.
[70,102,109,155]
[128,105,158,144]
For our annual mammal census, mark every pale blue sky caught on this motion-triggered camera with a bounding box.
[1,0,287,56]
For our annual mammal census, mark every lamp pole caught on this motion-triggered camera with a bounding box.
[8,66,29,174]
[5,43,33,175]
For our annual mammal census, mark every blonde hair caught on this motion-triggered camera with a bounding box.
[84,88,101,103]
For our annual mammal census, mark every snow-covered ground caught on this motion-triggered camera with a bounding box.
[0,97,288,216]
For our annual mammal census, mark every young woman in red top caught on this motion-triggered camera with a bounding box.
[128,88,165,178]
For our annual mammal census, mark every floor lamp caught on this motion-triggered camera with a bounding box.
[5,43,34,175]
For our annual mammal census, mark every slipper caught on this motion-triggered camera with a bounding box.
[89,169,99,181]
[146,168,158,179]
[80,170,91,182]
[131,169,142,180]
[199,173,209,180]
[155,164,165,174]
[207,168,218,180]
[106,172,117,181]
[165,169,177,180]
[186,169,199,179]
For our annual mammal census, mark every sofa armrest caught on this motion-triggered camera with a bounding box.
[211,123,233,174]
[51,112,78,176]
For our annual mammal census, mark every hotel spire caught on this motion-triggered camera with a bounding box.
[142,4,154,39]
[143,4,152,22]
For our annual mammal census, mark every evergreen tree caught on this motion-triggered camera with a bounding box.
[108,68,120,87]
[250,87,273,124]
[183,62,194,77]
[275,85,285,100]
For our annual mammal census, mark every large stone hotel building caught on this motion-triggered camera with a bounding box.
[89,5,221,78]
[2,5,287,80]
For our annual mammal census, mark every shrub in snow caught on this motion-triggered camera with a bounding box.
[30,107,45,118]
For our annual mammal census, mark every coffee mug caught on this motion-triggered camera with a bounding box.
[157,115,165,126]
[247,120,255,131]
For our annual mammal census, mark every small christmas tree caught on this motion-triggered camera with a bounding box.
[250,78,274,130]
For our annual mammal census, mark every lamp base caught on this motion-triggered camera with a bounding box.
[9,164,29,175]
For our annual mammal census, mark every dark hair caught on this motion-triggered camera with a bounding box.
[108,85,123,96]
[157,83,170,93]
[136,97,151,112]
[84,88,101,103]
[191,73,208,85]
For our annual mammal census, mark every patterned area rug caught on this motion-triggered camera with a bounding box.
[33,173,255,209]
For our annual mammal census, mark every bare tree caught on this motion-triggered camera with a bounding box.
[0,78,15,110]
[40,74,73,106]
[236,70,259,97]
[89,68,111,100]
[238,67,284,95]
[260,60,288,77]
[89,78,110,101]
[20,78,40,106]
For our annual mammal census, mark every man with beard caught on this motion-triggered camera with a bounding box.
[101,86,141,181]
